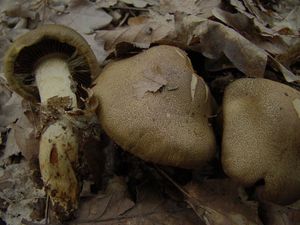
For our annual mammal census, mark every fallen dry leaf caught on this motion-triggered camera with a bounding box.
[0,37,11,72]
[72,176,135,223]
[190,73,198,101]
[49,0,112,34]
[158,0,221,18]
[259,201,300,225]
[273,7,300,35]
[241,0,270,25]
[36,0,111,63]
[95,14,175,51]
[133,66,168,99]
[0,91,23,129]
[188,19,268,78]
[0,81,24,163]
[120,0,149,8]
[185,179,263,225]
[0,161,45,225]
[1,0,36,20]
[211,8,288,55]
[72,177,202,225]
[121,184,202,225]
[293,99,300,118]
[13,112,39,161]
[96,0,118,9]
[269,55,300,82]
[1,128,22,164]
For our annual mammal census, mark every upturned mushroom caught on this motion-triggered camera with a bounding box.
[4,24,99,218]
[92,45,216,169]
[222,78,300,204]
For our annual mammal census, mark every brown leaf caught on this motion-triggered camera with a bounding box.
[259,201,300,225]
[49,0,112,34]
[96,0,118,8]
[128,16,150,26]
[158,0,221,18]
[72,178,202,225]
[120,0,150,8]
[1,0,36,19]
[121,184,203,225]
[0,85,23,129]
[269,55,300,82]
[13,112,39,161]
[46,0,112,64]
[133,65,168,99]
[73,176,135,223]
[95,15,176,51]
[185,179,263,225]
[272,7,300,35]
[211,8,288,55]
[187,19,267,77]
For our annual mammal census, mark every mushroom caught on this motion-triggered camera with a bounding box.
[92,45,216,169]
[222,78,300,204]
[4,24,99,218]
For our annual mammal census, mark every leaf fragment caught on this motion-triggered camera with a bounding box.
[293,99,300,118]
[95,15,175,51]
[133,66,168,99]
[189,20,268,77]
[185,179,263,225]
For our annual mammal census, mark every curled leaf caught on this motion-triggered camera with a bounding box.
[188,19,268,77]
[95,16,175,51]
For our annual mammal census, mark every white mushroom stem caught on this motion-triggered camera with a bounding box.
[35,57,77,106]
[35,56,80,213]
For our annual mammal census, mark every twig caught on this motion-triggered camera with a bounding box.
[111,6,149,11]
[118,12,129,27]
[153,165,191,198]
[45,195,50,224]
[153,165,207,217]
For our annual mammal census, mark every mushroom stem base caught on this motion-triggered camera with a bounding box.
[39,118,79,218]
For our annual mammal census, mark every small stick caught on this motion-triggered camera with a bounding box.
[153,165,191,198]
[111,6,149,11]
[45,195,50,224]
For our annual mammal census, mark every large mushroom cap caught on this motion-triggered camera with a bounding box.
[4,24,99,102]
[93,45,216,169]
[222,78,300,204]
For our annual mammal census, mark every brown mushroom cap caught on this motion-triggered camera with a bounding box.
[4,24,99,102]
[222,78,300,204]
[92,45,216,169]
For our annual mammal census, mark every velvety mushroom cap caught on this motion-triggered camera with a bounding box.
[222,78,300,204]
[4,24,99,103]
[93,45,216,169]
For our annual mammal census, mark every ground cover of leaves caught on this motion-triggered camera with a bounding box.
[0,0,300,225]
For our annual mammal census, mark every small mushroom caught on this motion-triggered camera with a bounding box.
[4,24,99,218]
[92,45,216,169]
[222,78,300,204]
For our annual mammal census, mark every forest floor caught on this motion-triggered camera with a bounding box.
[1,0,300,224]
